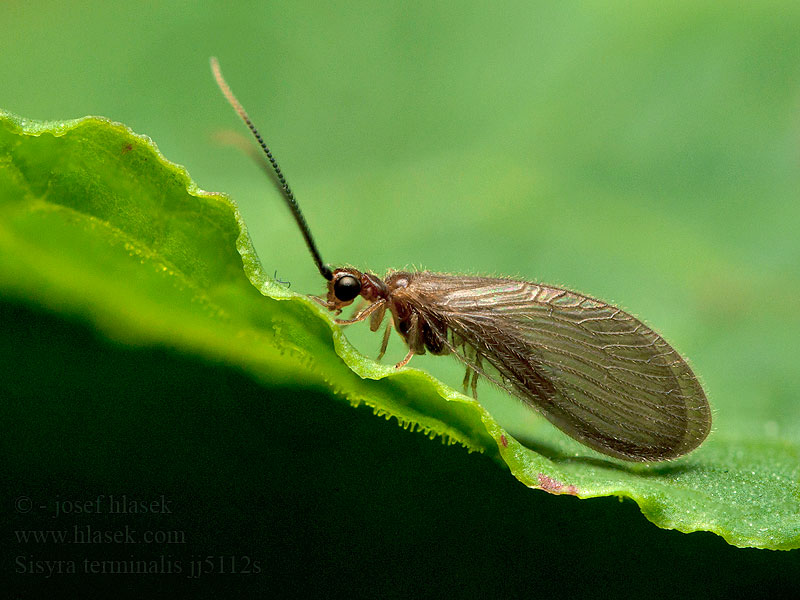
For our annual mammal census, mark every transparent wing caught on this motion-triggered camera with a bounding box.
[403,274,711,461]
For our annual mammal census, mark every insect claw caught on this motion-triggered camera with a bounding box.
[395,350,414,369]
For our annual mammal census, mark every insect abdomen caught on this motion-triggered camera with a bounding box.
[421,314,450,356]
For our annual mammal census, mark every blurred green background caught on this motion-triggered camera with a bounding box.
[3,0,799,596]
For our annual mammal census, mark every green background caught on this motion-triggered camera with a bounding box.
[3,1,799,596]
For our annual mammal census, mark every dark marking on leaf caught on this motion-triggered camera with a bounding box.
[273,270,291,288]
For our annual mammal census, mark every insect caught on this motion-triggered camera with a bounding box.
[210,57,711,462]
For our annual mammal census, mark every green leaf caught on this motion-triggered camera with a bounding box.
[1,109,798,551]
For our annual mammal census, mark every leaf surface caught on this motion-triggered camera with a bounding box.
[1,110,798,550]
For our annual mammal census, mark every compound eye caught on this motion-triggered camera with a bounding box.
[333,274,361,302]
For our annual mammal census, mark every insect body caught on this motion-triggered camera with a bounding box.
[211,58,711,462]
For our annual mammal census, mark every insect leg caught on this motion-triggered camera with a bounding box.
[471,354,482,399]
[369,302,387,332]
[395,312,420,369]
[395,349,414,369]
[335,299,386,325]
[462,365,473,393]
[377,323,392,361]
[350,298,368,317]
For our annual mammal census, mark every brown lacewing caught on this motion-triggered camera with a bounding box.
[210,57,711,462]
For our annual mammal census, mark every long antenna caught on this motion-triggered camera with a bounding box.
[210,57,333,281]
